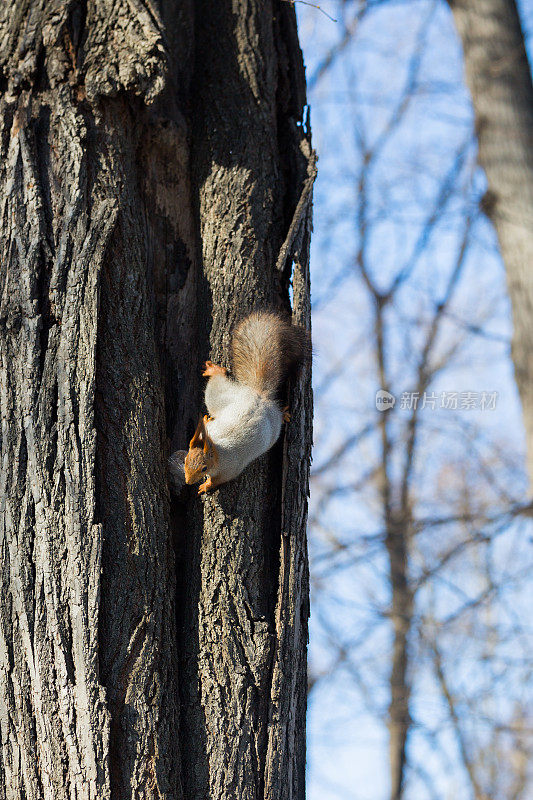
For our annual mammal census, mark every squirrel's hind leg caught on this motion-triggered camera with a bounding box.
[203,361,227,377]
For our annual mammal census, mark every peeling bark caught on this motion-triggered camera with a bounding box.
[1,1,312,799]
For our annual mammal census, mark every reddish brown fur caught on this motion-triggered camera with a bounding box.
[231,311,310,398]
[184,416,218,485]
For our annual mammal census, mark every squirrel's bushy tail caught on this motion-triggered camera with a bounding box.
[231,311,310,398]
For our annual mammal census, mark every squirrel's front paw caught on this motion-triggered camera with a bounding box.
[203,361,227,377]
[198,475,213,495]
[282,405,291,423]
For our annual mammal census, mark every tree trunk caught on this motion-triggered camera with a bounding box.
[386,519,413,800]
[0,2,313,799]
[448,0,533,485]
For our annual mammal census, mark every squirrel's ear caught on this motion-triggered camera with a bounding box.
[189,417,205,448]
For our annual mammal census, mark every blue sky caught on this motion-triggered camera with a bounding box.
[297,2,533,798]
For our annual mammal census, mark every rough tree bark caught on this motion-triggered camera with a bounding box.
[0,2,313,799]
[448,0,533,485]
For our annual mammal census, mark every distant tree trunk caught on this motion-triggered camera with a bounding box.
[0,2,313,799]
[449,0,533,486]
[386,517,413,800]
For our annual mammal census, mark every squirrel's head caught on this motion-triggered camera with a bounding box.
[184,416,217,485]
[184,447,209,484]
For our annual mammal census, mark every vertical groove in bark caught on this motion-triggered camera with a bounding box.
[177,3,312,800]
[448,0,533,485]
[94,99,181,800]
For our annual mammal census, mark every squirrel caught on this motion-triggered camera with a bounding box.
[177,311,309,494]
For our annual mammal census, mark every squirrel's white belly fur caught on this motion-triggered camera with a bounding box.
[205,379,282,482]
[178,312,309,493]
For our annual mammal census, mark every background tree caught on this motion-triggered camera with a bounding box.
[448,0,533,486]
[0,2,313,799]
[298,2,533,799]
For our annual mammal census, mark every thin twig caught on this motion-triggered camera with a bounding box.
[282,0,338,23]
